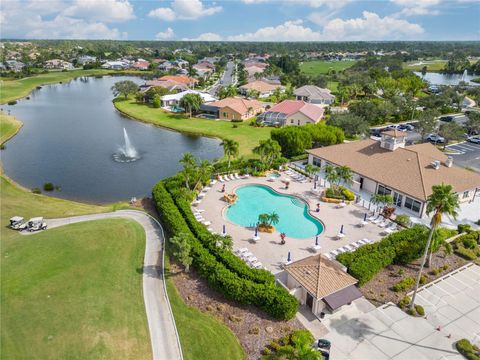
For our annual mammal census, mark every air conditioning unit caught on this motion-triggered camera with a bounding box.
[431,160,441,170]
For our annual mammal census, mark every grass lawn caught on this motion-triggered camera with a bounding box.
[327,81,339,93]
[0,113,22,145]
[0,69,151,104]
[300,60,357,76]
[114,98,271,156]
[403,60,448,72]
[166,267,245,360]
[1,218,151,360]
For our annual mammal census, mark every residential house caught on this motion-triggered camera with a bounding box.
[160,90,216,108]
[246,65,265,79]
[157,60,176,72]
[283,254,363,315]
[257,100,324,126]
[307,130,480,218]
[294,85,335,105]
[77,55,97,65]
[193,62,215,77]
[158,75,198,88]
[101,60,129,70]
[132,59,150,70]
[141,79,189,93]
[239,80,284,98]
[44,59,74,70]
[5,60,25,72]
[200,97,264,121]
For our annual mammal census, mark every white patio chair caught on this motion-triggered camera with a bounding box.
[202,221,211,226]
[363,238,373,244]
[344,244,355,252]
[223,175,230,182]
[218,175,225,183]
[350,242,360,249]
[253,262,263,269]
[234,173,241,179]
[210,179,217,185]
[336,232,345,239]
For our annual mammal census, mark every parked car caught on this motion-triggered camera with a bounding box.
[467,136,480,144]
[317,339,332,350]
[385,124,399,131]
[9,216,27,230]
[425,134,445,143]
[439,116,454,122]
[27,217,48,232]
[397,124,414,132]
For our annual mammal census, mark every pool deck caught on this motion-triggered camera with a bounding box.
[194,172,384,275]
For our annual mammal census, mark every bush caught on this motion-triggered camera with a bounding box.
[31,187,41,194]
[455,246,477,260]
[43,182,54,191]
[392,277,415,292]
[463,237,477,250]
[395,214,411,228]
[456,339,480,360]
[325,186,355,201]
[457,224,472,234]
[152,180,298,320]
[415,304,425,316]
[152,94,160,108]
[398,296,411,308]
[7,100,17,105]
[420,274,428,285]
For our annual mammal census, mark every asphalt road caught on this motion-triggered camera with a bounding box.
[24,210,183,360]
[207,61,235,96]
[446,141,480,172]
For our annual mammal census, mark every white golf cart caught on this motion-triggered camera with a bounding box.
[9,216,27,230]
[27,217,48,232]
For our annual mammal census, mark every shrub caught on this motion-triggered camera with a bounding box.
[456,339,480,360]
[455,246,477,260]
[398,296,411,308]
[248,327,260,335]
[152,94,160,108]
[463,237,477,250]
[261,348,272,356]
[395,214,411,228]
[31,187,41,194]
[392,277,415,292]
[43,182,54,191]
[420,274,428,285]
[415,304,425,316]
[7,100,17,105]
[457,224,472,234]
[325,186,355,201]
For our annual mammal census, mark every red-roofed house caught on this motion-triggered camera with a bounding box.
[158,75,198,88]
[257,100,324,126]
[132,60,150,70]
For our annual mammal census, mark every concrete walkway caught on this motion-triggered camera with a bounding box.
[28,210,183,360]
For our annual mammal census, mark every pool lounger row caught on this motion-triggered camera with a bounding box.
[234,247,264,269]
[285,169,308,183]
[217,173,245,183]
[325,238,373,260]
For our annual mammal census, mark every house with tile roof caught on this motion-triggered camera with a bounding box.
[284,254,362,314]
[160,90,216,108]
[307,131,480,218]
[257,100,324,126]
[200,97,264,121]
[158,75,198,88]
[238,80,284,98]
[294,85,335,105]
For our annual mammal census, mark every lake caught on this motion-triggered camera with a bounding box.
[414,71,478,86]
[1,76,223,203]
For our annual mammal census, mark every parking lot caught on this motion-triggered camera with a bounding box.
[446,141,480,172]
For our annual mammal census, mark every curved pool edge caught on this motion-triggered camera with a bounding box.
[221,181,326,240]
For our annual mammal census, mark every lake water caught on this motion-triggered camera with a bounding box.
[1,76,223,203]
[414,71,478,86]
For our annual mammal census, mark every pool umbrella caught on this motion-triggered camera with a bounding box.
[222,224,226,234]
[196,195,200,201]
[340,225,344,234]
[315,236,319,246]
[314,181,317,189]
[363,213,367,222]
[287,251,291,262]
[255,226,258,237]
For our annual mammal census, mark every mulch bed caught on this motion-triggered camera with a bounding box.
[360,252,468,307]
[169,263,303,360]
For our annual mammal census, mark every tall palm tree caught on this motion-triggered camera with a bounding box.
[179,152,197,189]
[221,139,239,168]
[268,211,280,226]
[194,159,213,190]
[337,165,353,186]
[409,183,459,310]
[179,93,203,118]
[324,164,340,191]
[253,139,281,167]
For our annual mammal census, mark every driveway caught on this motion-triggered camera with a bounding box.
[34,210,183,360]
[446,141,480,172]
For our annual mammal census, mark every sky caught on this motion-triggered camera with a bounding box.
[0,0,479,41]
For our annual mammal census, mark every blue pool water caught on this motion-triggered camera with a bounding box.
[226,185,324,239]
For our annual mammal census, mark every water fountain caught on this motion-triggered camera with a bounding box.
[113,128,140,162]
[462,69,468,82]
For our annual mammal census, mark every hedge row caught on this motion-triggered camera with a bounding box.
[337,225,430,285]
[152,181,299,320]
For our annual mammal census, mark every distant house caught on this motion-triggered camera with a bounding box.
[158,75,198,88]
[193,62,214,77]
[160,90,216,108]
[294,85,335,105]
[77,55,97,65]
[307,131,480,218]
[257,100,324,126]
[132,59,150,70]
[44,59,74,70]
[157,60,175,72]
[246,65,265,78]
[283,254,363,315]
[101,61,129,70]
[141,79,189,93]
[239,80,284,98]
[201,97,264,121]
[5,60,25,72]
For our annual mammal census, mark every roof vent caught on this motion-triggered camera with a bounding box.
[445,156,453,168]
[431,160,441,170]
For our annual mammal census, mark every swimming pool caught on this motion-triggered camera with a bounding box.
[225,185,324,239]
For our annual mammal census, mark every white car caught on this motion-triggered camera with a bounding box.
[467,136,480,144]
[425,134,445,143]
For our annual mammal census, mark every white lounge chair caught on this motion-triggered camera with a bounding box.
[197,193,205,199]
[350,242,360,249]
[202,221,211,226]
[195,209,205,213]
[336,233,345,239]
[324,253,333,260]
[337,247,347,253]
[252,262,263,269]
[218,175,225,183]
[243,173,250,179]
[310,244,321,252]
[210,179,217,185]
[202,186,211,192]
[378,220,389,228]
[372,217,383,224]
[235,248,248,255]
[356,239,367,246]
[234,173,241,179]
[344,244,355,252]
[363,238,373,244]
[246,256,258,264]
[241,251,253,259]
[329,251,338,258]
[223,175,230,182]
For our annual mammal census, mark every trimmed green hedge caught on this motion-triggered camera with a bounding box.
[325,186,355,201]
[152,181,299,320]
[456,339,480,360]
[337,225,430,285]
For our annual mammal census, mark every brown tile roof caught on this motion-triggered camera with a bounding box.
[158,75,198,85]
[207,97,263,115]
[285,254,358,299]
[307,139,480,201]
[267,100,324,122]
[239,80,282,93]
[382,130,407,138]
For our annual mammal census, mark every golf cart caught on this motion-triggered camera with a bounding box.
[9,216,27,230]
[27,217,48,232]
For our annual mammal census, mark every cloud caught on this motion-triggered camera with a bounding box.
[241,0,350,8]
[155,27,175,40]
[62,0,135,22]
[149,0,222,21]
[228,20,323,41]
[391,0,441,16]
[184,32,223,41]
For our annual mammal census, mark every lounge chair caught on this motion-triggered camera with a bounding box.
[363,238,373,244]
[202,186,211,192]
[210,179,217,185]
[350,242,360,249]
[252,262,263,269]
[336,233,345,239]
[202,221,211,226]
[337,247,347,253]
[218,175,225,183]
[378,220,389,228]
[356,239,367,246]
[234,173,241,179]
[344,244,355,252]
[197,193,205,199]
[195,209,205,213]
[246,256,258,264]
[234,248,248,255]
[224,175,230,182]
[310,244,321,252]
[243,173,250,179]
[372,217,383,224]
[329,250,338,258]
[324,253,333,260]
[241,251,253,259]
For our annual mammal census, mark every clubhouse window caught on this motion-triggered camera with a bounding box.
[404,197,421,213]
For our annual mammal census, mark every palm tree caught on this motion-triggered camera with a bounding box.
[221,139,239,168]
[179,152,197,189]
[268,211,280,226]
[337,165,353,186]
[324,164,340,191]
[194,159,213,190]
[179,93,203,118]
[409,183,459,311]
[370,193,393,214]
[304,164,319,179]
[258,213,270,226]
[253,139,281,167]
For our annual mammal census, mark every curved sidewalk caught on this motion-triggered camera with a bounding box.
[44,210,183,360]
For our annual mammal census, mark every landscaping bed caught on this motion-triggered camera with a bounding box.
[169,262,303,360]
[360,251,468,306]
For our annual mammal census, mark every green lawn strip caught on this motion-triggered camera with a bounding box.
[165,261,245,360]
[0,69,151,104]
[1,218,151,360]
[0,113,23,145]
[300,60,357,76]
[403,60,447,72]
[114,99,271,156]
